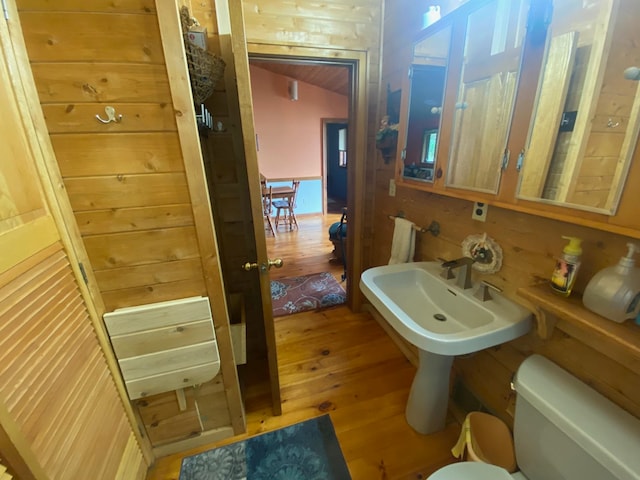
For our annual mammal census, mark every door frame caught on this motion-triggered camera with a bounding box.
[322,118,349,215]
[246,44,368,310]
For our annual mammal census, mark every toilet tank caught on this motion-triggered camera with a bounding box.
[513,355,640,480]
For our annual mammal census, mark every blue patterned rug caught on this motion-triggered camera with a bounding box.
[179,415,351,479]
[270,272,346,317]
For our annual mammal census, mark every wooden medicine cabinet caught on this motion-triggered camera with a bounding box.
[395,0,640,238]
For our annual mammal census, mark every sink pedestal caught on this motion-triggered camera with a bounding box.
[406,350,454,434]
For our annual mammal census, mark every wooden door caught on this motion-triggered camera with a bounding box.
[0,5,147,476]
[215,0,282,413]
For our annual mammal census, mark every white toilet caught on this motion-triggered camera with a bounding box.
[429,354,640,480]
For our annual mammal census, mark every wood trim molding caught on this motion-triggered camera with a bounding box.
[247,42,369,311]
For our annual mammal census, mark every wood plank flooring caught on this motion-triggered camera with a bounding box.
[146,214,460,480]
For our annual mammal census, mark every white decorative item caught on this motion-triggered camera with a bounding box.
[462,233,503,274]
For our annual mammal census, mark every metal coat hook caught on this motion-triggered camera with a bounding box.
[607,118,620,128]
[96,106,123,124]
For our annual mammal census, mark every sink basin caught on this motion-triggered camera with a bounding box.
[360,261,532,356]
[360,261,532,434]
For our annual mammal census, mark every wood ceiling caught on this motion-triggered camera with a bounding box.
[250,60,350,97]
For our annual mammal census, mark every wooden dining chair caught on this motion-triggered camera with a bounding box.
[262,185,276,236]
[273,180,300,230]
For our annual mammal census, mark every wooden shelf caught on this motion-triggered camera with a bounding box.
[517,283,640,368]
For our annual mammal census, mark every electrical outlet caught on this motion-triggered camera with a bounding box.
[389,179,396,197]
[471,201,488,222]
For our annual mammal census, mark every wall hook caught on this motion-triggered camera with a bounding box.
[96,106,123,124]
[607,118,620,128]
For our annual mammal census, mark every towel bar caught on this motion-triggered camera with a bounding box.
[388,215,440,236]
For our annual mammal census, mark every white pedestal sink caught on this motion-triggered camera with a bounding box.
[360,261,532,434]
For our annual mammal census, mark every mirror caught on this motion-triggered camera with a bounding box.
[447,0,529,193]
[402,25,452,183]
[518,0,640,215]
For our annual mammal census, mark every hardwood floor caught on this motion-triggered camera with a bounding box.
[266,212,346,284]
[146,214,460,480]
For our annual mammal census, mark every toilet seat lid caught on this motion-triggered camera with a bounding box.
[428,461,513,480]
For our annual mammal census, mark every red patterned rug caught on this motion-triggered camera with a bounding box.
[271,272,346,317]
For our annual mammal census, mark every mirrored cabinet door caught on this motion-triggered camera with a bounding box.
[401,25,452,183]
[447,0,529,193]
[518,0,640,215]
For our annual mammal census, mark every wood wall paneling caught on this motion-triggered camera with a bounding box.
[52,133,184,177]
[2,8,148,472]
[17,0,242,451]
[373,0,640,426]
[18,12,165,63]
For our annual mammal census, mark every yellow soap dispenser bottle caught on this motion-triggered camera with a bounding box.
[550,236,582,297]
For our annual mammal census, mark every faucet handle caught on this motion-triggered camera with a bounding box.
[440,266,455,280]
[474,280,502,302]
[437,258,455,280]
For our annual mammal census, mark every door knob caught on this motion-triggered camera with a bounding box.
[242,258,284,271]
[268,258,284,269]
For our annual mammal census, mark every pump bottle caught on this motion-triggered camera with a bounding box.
[582,243,640,323]
[550,236,582,297]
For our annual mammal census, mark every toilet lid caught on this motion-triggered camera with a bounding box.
[428,461,513,480]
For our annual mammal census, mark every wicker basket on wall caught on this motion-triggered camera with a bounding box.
[180,7,225,105]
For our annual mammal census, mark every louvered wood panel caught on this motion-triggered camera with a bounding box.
[0,244,145,479]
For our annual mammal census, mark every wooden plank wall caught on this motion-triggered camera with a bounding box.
[1,14,147,475]
[0,244,146,479]
[15,0,237,449]
[375,0,640,427]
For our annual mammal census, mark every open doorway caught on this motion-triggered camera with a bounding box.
[324,119,348,214]
[248,58,352,290]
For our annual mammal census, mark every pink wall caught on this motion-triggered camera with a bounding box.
[249,65,348,179]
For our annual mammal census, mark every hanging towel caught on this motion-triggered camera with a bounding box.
[388,217,416,264]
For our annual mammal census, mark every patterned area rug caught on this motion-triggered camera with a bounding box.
[271,271,346,317]
[179,415,351,479]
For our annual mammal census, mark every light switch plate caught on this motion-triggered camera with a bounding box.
[472,201,488,222]
[389,179,396,197]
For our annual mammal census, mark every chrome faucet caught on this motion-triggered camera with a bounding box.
[440,257,475,289]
